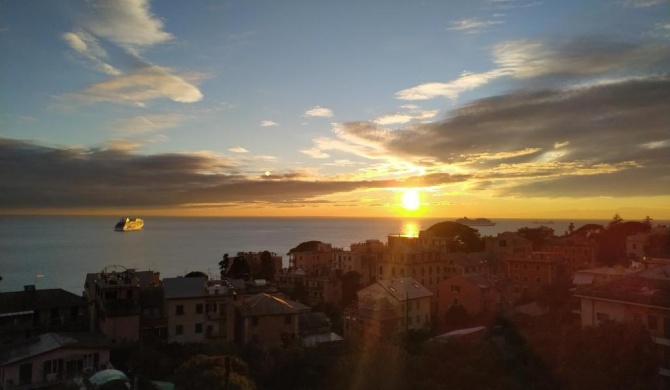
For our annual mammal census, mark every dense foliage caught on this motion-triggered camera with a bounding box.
[425,221,484,252]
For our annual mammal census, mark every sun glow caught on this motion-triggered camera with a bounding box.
[401,189,421,211]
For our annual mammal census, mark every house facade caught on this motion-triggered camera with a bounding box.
[437,274,500,321]
[0,287,86,344]
[163,277,236,344]
[343,278,433,345]
[0,332,110,389]
[575,265,670,383]
[235,293,310,349]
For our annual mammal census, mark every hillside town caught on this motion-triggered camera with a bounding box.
[1,216,670,389]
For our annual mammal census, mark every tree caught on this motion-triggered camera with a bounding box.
[645,232,670,258]
[340,271,361,308]
[516,226,555,250]
[425,221,484,252]
[219,254,230,279]
[173,354,255,390]
[608,213,623,229]
[185,271,208,279]
[643,215,653,227]
[259,251,276,281]
[289,240,324,253]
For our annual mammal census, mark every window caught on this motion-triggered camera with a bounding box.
[83,353,99,370]
[416,301,420,309]
[196,304,203,314]
[195,323,203,333]
[453,298,458,305]
[451,285,460,293]
[285,315,292,325]
[596,313,610,323]
[176,325,184,335]
[649,315,658,330]
[252,317,259,327]
[251,334,259,344]
[176,305,184,316]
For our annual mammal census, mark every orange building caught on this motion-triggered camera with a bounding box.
[289,242,334,271]
[437,274,500,322]
[507,252,562,300]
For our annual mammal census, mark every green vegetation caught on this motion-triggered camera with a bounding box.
[425,221,484,252]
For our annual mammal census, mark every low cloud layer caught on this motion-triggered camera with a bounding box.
[0,138,467,210]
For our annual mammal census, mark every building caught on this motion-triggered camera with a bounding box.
[437,274,500,322]
[442,252,504,281]
[0,332,111,389]
[234,293,310,349]
[350,239,385,285]
[546,235,599,272]
[163,277,236,344]
[83,267,161,343]
[376,235,443,297]
[484,232,533,262]
[572,265,641,289]
[507,252,563,300]
[343,277,433,345]
[288,242,334,271]
[303,266,342,306]
[0,287,86,344]
[575,265,670,383]
[275,268,306,297]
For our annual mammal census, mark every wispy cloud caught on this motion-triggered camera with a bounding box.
[395,69,508,100]
[373,110,439,125]
[260,120,278,127]
[62,31,121,75]
[118,113,185,134]
[621,0,667,7]
[447,18,503,33]
[396,38,670,101]
[83,0,173,52]
[300,148,330,159]
[61,0,204,106]
[69,66,203,106]
[229,147,249,153]
[303,106,334,118]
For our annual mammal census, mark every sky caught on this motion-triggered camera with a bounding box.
[1,0,669,219]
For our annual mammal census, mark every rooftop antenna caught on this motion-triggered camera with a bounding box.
[34,273,44,286]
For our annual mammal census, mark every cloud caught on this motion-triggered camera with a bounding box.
[260,120,278,127]
[395,69,509,100]
[69,66,203,106]
[118,113,185,134]
[303,106,334,118]
[229,147,249,153]
[373,109,439,125]
[447,18,503,33]
[396,38,670,101]
[387,76,670,197]
[621,0,667,7]
[83,0,173,51]
[62,31,121,75]
[0,137,467,210]
[300,148,330,159]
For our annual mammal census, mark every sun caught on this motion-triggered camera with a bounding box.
[401,189,421,211]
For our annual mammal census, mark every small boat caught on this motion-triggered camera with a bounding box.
[455,217,496,226]
[114,217,144,232]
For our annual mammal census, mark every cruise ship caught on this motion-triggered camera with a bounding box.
[114,217,144,232]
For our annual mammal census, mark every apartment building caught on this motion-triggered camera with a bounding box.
[83,267,161,343]
[575,265,670,384]
[507,252,562,300]
[343,277,433,345]
[235,293,310,349]
[163,277,236,343]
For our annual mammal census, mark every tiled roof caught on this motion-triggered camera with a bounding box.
[575,265,670,308]
[373,277,433,301]
[461,273,494,288]
[0,289,84,315]
[0,332,110,366]
[237,293,309,317]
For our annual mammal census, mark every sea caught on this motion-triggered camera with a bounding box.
[0,216,662,295]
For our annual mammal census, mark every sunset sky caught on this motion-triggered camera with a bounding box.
[1,0,669,219]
